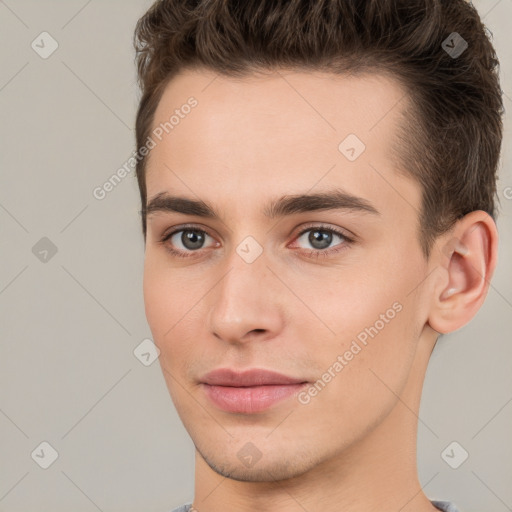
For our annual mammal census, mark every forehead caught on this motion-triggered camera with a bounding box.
[146,68,419,219]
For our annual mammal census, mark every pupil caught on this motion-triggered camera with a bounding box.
[309,230,332,249]
[182,230,204,250]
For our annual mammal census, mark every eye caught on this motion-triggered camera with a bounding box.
[160,226,217,258]
[159,223,354,259]
[291,225,354,257]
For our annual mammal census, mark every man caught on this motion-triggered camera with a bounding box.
[132,0,504,510]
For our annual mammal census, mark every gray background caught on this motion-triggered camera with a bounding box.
[0,1,511,511]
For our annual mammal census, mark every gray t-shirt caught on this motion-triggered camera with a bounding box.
[169,499,460,511]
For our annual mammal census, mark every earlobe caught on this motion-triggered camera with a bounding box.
[427,211,498,335]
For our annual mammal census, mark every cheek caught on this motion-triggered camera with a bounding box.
[295,292,419,436]
[143,260,168,338]
[316,245,423,334]
[294,266,399,338]
[295,257,423,384]
[143,255,206,369]
[143,255,185,344]
[143,261,196,408]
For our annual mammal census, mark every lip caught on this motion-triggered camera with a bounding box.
[200,368,308,414]
[201,368,306,387]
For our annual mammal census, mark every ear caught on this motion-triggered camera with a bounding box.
[427,210,499,335]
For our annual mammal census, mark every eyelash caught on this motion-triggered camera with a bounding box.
[159,224,355,260]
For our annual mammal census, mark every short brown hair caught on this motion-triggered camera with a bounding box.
[133,0,504,258]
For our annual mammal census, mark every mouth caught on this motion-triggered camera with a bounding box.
[200,368,309,414]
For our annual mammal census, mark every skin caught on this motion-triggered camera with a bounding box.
[142,68,498,512]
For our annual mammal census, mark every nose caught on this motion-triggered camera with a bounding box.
[206,249,286,345]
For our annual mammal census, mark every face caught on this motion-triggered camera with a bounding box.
[143,68,431,482]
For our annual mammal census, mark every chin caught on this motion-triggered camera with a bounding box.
[198,444,322,483]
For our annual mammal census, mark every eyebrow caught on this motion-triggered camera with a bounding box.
[145,188,380,219]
